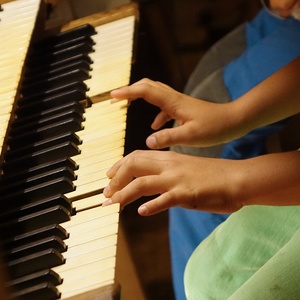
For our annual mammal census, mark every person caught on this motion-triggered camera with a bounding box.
[167,1,300,298]
[264,0,300,19]
[102,54,300,298]
[103,3,300,294]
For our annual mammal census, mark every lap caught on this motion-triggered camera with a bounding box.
[184,205,300,300]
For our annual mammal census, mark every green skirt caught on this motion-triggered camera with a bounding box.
[184,205,300,299]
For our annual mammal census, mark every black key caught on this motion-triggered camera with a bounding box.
[24,53,93,77]
[25,42,94,73]
[14,101,85,126]
[11,281,61,300]
[0,177,75,203]
[9,108,84,138]
[8,248,65,279]
[30,35,95,57]
[17,82,87,108]
[3,223,69,250]
[7,236,67,261]
[5,132,82,159]
[8,269,62,292]
[21,68,91,95]
[32,24,96,50]
[3,141,80,171]
[7,118,84,148]
[1,157,78,182]
[0,168,75,205]
[16,83,88,116]
[18,79,88,103]
[23,59,92,86]
[0,205,72,236]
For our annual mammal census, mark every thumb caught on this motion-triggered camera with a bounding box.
[146,126,190,149]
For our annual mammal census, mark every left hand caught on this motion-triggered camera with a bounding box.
[102,150,240,215]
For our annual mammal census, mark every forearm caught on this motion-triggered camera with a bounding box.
[233,151,300,207]
[231,56,300,136]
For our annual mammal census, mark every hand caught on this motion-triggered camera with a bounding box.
[103,150,241,215]
[110,78,241,149]
[103,149,300,215]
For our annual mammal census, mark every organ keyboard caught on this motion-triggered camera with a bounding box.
[0,0,139,299]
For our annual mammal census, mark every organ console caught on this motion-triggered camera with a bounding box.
[0,0,141,299]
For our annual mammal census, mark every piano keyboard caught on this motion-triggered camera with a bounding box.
[53,201,119,299]
[85,16,135,98]
[66,99,127,203]
[0,0,41,158]
[0,1,138,299]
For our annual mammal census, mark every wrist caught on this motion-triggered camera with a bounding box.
[216,101,248,143]
[226,159,253,210]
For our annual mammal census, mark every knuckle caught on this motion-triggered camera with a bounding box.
[109,176,120,189]
[140,78,150,84]
[131,149,143,157]
[164,128,174,144]
[134,177,148,191]
[111,191,126,208]
[124,155,139,171]
[166,190,180,205]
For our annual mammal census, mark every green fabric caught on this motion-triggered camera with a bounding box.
[184,205,300,300]
[229,229,300,300]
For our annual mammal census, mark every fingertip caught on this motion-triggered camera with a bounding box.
[102,198,112,207]
[106,168,113,178]
[110,88,124,99]
[138,205,149,216]
[146,135,158,149]
[110,97,119,103]
[103,184,110,197]
[110,89,118,96]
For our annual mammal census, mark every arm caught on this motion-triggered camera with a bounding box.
[111,56,300,149]
[234,55,300,134]
[103,150,300,215]
[104,57,300,215]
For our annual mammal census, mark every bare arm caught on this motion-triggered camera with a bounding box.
[234,55,300,134]
[104,56,300,216]
[232,151,300,208]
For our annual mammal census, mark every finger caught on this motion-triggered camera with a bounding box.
[105,156,125,178]
[134,78,173,90]
[106,150,167,178]
[151,111,173,130]
[104,154,163,197]
[106,174,168,209]
[146,124,194,149]
[110,78,154,101]
[111,80,178,109]
[138,192,176,216]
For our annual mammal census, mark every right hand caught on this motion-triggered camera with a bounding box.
[111,78,240,149]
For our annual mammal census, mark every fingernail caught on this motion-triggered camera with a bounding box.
[138,205,148,215]
[147,136,157,148]
[102,199,112,207]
